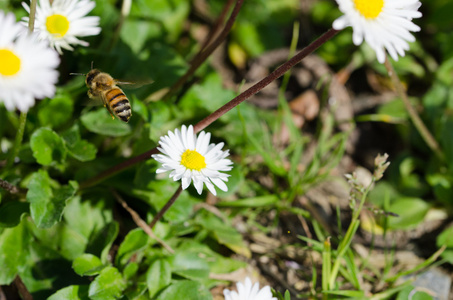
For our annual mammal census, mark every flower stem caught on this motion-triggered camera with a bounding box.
[79,28,339,189]
[328,178,375,289]
[149,185,183,228]
[7,112,27,168]
[383,57,444,161]
[6,0,37,168]
[28,0,37,33]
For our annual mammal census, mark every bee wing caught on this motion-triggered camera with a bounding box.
[84,96,104,106]
[114,79,154,89]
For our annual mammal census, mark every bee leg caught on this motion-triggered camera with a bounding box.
[106,108,115,120]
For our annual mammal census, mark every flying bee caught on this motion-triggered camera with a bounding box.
[72,69,133,123]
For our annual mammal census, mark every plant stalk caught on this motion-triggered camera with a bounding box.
[383,57,444,161]
[7,112,27,168]
[149,185,183,228]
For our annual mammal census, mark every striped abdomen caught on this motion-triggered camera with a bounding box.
[106,87,132,123]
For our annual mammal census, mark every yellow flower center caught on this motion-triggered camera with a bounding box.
[353,0,384,19]
[0,49,21,76]
[46,14,70,37]
[181,150,206,171]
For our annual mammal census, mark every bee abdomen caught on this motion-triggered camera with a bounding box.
[106,88,132,123]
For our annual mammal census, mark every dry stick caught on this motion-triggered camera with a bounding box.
[149,185,183,228]
[194,0,235,58]
[383,57,444,161]
[163,0,244,101]
[0,179,19,194]
[79,28,339,189]
[13,276,33,300]
[112,190,174,253]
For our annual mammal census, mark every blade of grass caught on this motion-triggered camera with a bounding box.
[385,246,446,283]
[322,237,332,293]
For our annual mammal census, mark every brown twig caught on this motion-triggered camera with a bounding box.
[149,185,183,228]
[79,28,339,189]
[112,190,174,253]
[0,179,25,195]
[14,276,33,300]
[195,0,235,56]
[163,0,244,101]
[193,28,339,132]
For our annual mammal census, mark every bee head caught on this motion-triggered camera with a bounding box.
[86,69,101,86]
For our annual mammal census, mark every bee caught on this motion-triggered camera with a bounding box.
[72,69,132,123]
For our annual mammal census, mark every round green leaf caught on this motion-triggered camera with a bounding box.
[73,254,104,276]
[88,267,126,300]
[0,222,30,284]
[387,198,430,229]
[81,109,132,137]
[116,228,150,268]
[30,128,67,166]
[38,93,74,128]
[156,281,212,300]
[48,285,89,300]
[146,259,171,297]
[26,171,77,228]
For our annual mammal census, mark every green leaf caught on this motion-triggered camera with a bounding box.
[115,228,150,268]
[437,225,453,263]
[0,221,30,284]
[396,285,433,300]
[387,198,430,229]
[377,98,409,120]
[81,109,132,136]
[0,202,29,228]
[58,224,89,260]
[62,125,97,162]
[30,127,67,166]
[129,0,189,43]
[156,281,212,300]
[38,92,74,128]
[196,214,250,258]
[86,222,119,264]
[73,254,104,276]
[88,266,126,300]
[146,259,171,298]
[48,285,90,300]
[64,196,106,240]
[26,170,77,228]
[179,73,236,118]
[217,195,279,208]
[123,262,139,280]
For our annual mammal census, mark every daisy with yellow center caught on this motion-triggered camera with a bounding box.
[152,125,233,196]
[332,0,422,63]
[22,0,101,54]
[0,11,59,112]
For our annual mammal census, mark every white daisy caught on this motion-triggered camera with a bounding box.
[223,277,277,300]
[332,0,422,63]
[152,125,233,196]
[22,0,101,54]
[0,11,59,112]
